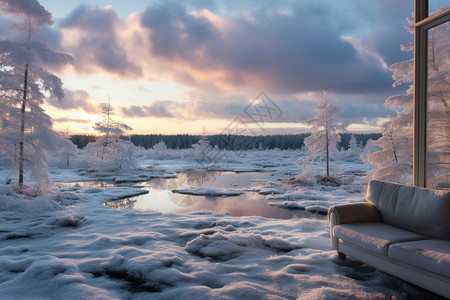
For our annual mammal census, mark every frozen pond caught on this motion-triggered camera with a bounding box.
[105,171,315,219]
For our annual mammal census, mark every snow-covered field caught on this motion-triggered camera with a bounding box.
[0,150,441,299]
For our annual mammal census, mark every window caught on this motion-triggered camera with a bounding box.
[414,1,450,188]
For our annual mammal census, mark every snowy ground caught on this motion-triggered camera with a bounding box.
[0,149,442,299]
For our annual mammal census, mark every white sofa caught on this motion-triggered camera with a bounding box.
[328,180,450,298]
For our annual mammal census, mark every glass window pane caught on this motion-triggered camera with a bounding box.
[429,1,449,17]
[426,20,450,189]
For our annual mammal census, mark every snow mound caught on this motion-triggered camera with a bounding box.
[0,150,439,299]
[268,186,364,213]
[50,215,85,227]
[258,187,284,195]
[245,181,285,195]
[186,232,301,261]
[82,187,149,202]
[0,185,62,213]
[172,187,241,197]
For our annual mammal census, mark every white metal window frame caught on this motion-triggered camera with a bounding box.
[414,1,450,187]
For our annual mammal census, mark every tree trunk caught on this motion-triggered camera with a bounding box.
[19,63,29,193]
[389,125,398,164]
[326,117,330,177]
[101,99,111,160]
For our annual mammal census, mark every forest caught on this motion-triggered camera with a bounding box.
[70,133,382,151]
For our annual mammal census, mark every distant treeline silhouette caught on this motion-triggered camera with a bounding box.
[70,133,381,151]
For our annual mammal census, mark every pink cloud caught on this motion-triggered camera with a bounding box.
[46,89,101,113]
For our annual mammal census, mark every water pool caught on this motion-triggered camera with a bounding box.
[105,171,317,219]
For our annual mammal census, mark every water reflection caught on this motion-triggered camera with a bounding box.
[144,171,276,190]
[54,181,119,188]
[105,190,309,219]
[105,198,137,209]
[105,172,315,219]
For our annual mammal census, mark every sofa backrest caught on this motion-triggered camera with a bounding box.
[366,180,450,240]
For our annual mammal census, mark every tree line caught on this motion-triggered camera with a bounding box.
[70,133,381,151]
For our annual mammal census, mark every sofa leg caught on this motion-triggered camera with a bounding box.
[337,252,346,260]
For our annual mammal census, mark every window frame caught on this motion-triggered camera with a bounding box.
[413,1,450,187]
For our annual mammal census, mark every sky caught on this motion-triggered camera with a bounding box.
[4,1,449,135]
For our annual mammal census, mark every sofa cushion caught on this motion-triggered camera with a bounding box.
[333,222,427,255]
[366,180,450,240]
[388,239,450,277]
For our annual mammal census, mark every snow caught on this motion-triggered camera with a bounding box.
[0,149,440,299]
[268,184,365,214]
[172,187,241,197]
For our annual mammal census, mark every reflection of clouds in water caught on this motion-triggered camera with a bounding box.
[182,169,218,186]
[170,194,199,208]
[54,181,119,188]
[104,172,308,219]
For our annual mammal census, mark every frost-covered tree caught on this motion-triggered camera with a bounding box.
[151,140,168,160]
[192,135,212,162]
[348,135,359,153]
[338,134,363,163]
[93,99,132,150]
[366,16,449,186]
[425,24,449,188]
[0,0,73,192]
[47,128,77,169]
[364,117,413,183]
[304,91,346,177]
[85,101,138,172]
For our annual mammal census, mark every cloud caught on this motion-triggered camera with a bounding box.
[40,0,419,136]
[341,36,389,70]
[59,5,142,78]
[52,117,92,124]
[48,0,414,100]
[177,92,316,124]
[342,27,413,69]
[340,103,392,126]
[120,100,182,118]
[117,90,387,128]
[46,89,100,113]
[135,1,398,95]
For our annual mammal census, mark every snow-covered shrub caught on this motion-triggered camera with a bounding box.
[47,134,78,169]
[151,141,169,159]
[80,100,139,173]
[337,135,363,162]
[83,137,140,172]
[0,184,62,212]
[192,136,212,162]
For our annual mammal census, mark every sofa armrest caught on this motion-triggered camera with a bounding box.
[328,203,382,251]
[328,202,382,225]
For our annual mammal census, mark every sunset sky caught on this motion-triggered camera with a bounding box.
[11,0,447,135]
